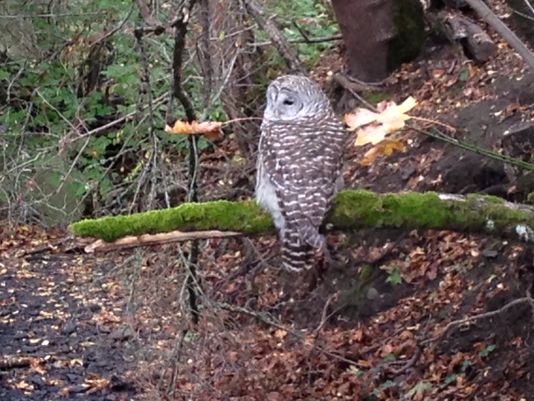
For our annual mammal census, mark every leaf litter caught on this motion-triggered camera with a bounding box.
[2,0,534,399]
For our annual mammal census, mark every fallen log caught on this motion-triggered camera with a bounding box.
[69,190,534,251]
[440,11,497,63]
[463,0,534,69]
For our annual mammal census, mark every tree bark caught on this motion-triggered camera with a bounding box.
[440,11,497,63]
[70,190,534,244]
[331,0,424,82]
[332,0,395,81]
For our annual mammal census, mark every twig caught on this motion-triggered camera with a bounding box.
[90,5,134,47]
[410,116,457,132]
[0,12,106,19]
[217,302,359,367]
[198,0,213,109]
[332,73,383,108]
[243,0,306,74]
[387,346,422,375]
[523,0,534,17]
[134,0,164,30]
[0,356,43,370]
[250,34,343,47]
[169,0,201,325]
[313,294,337,338]
[512,8,534,22]
[71,94,167,141]
[84,230,242,253]
[133,21,159,210]
[422,294,534,345]
[410,125,534,172]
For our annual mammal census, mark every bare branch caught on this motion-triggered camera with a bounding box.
[243,0,306,74]
[84,229,242,253]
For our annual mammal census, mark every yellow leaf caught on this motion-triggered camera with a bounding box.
[375,96,416,131]
[345,97,417,146]
[344,108,379,131]
[355,124,387,146]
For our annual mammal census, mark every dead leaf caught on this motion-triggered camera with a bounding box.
[274,329,287,339]
[354,123,388,146]
[345,96,417,146]
[344,108,379,133]
[359,139,406,166]
[165,120,223,141]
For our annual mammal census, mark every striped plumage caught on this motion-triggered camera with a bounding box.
[255,75,346,271]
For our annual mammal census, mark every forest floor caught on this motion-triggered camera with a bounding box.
[2,2,534,401]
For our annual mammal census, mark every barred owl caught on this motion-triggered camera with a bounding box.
[256,75,346,271]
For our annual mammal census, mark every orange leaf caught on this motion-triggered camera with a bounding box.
[165,120,223,141]
[358,139,406,166]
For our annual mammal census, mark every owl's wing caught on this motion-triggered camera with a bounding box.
[261,122,344,249]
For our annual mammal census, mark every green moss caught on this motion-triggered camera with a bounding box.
[70,200,274,242]
[465,193,504,204]
[329,190,383,228]
[70,190,534,243]
[363,91,392,106]
[384,192,451,228]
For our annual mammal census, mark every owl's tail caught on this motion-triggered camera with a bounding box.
[281,230,320,271]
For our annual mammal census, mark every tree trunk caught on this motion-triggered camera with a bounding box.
[70,190,534,245]
[196,0,267,156]
[331,0,425,82]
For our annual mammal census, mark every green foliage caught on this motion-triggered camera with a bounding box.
[0,0,223,224]
[443,360,472,386]
[479,344,496,358]
[263,0,338,68]
[372,380,397,397]
[385,267,403,286]
[405,381,432,399]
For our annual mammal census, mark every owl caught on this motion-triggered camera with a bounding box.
[256,75,346,271]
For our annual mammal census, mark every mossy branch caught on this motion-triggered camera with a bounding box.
[69,190,534,244]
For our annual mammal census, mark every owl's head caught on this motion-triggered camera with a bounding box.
[263,75,330,121]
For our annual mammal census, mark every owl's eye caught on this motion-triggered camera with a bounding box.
[282,99,294,106]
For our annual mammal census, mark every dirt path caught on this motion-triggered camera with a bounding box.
[0,227,135,401]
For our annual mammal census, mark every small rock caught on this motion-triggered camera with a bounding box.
[110,375,134,392]
[21,345,39,353]
[13,331,25,340]
[401,165,416,181]
[482,248,499,258]
[66,373,80,383]
[28,374,44,387]
[69,384,89,394]
[110,326,134,342]
[62,320,77,335]
[88,303,102,313]
[366,287,379,300]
